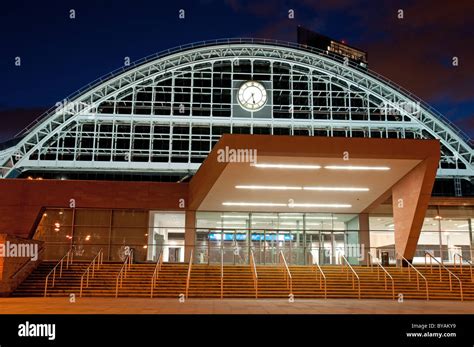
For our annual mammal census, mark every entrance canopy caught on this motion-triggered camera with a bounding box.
[189,134,440,260]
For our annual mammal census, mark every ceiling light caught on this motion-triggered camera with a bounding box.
[236,185,302,190]
[223,202,350,208]
[250,215,337,220]
[324,165,390,171]
[222,215,250,219]
[223,202,287,207]
[303,186,369,192]
[290,203,351,208]
[252,163,321,170]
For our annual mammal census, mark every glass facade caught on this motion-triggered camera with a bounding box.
[33,206,474,265]
[369,206,474,264]
[34,208,148,261]
[195,212,360,265]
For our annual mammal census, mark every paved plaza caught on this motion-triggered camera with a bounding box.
[0,298,473,314]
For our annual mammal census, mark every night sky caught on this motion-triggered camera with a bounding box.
[1,0,473,142]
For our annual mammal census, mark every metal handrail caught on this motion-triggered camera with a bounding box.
[14,38,472,149]
[44,246,74,297]
[115,249,133,298]
[249,250,258,298]
[367,252,395,300]
[79,248,104,297]
[397,253,429,300]
[220,249,224,299]
[425,252,463,301]
[453,253,473,283]
[10,246,45,279]
[340,254,361,299]
[309,252,327,299]
[279,250,293,294]
[185,250,193,299]
[150,251,164,298]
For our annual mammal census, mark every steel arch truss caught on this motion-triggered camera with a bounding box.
[1,43,473,178]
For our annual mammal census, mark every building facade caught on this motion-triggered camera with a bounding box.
[0,39,473,267]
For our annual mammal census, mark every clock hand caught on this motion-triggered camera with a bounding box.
[244,94,253,104]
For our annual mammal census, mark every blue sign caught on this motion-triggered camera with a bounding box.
[208,232,294,241]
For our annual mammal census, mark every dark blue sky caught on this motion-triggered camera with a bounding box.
[1,0,473,141]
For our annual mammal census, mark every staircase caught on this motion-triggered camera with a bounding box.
[188,264,256,298]
[12,261,474,301]
[14,261,89,297]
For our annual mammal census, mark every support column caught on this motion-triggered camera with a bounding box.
[184,210,196,262]
[359,213,370,265]
[392,159,438,262]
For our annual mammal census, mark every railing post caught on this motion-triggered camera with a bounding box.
[80,277,83,297]
[220,249,224,299]
[44,278,48,298]
[185,250,193,299]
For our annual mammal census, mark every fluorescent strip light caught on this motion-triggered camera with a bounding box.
[303,186,369,192]
[223,202,350,208]
[235,185,369,192]
[236,185,302,190]
[222,202,287,207]
[251,215,336,220]
[324,165,390,171]
[306,216,337,220]
[253,163,321,170]
[221,215,249,219]
[290,203,352,208]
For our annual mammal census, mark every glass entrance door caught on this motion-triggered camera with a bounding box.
[333,232,345,265]
[148,212,185,262]
[320,232,333,264]
[249,229,293,264]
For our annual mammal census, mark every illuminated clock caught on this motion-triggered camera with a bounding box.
[237,81,267,111]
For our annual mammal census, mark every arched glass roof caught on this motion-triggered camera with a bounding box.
[1,39,472,179]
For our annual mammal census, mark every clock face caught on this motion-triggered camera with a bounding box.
[237,81,267,111]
